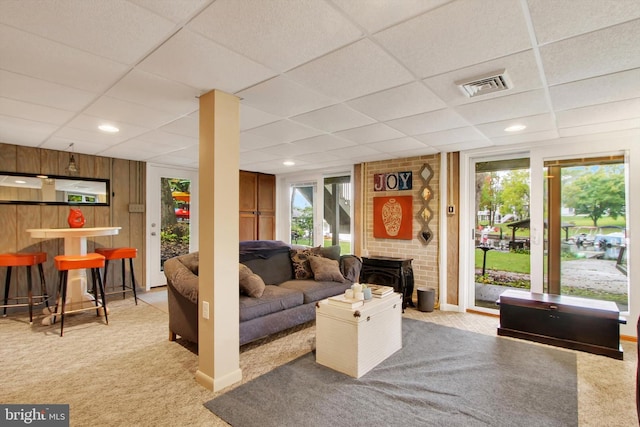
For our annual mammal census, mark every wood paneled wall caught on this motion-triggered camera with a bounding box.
[0,143,146,308]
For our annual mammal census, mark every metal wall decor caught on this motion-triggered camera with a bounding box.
[417,163,434,244]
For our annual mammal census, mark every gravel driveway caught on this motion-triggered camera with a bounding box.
[561,258,627,294]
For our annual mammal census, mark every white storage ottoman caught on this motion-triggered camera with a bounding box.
[315,293,402,378]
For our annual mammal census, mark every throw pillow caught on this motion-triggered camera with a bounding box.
[179,252,199,274]
[341,255,362,283]
[309,255,346,282]
[290,247,321,279]
[318,245,340,261]
[239,264,265,298]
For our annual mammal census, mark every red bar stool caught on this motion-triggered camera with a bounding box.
[95,247,138,305]
[54,253,107,337]
[0,252,50,324]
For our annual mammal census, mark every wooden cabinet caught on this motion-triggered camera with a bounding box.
[239,171,275,241]
[497,289,624,359]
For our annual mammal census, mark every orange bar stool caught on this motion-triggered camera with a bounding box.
[53,253,107,337]
[0,252,50,324]
[95,247,138,305]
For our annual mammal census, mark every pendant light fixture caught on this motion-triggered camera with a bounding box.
[66,143,79,175]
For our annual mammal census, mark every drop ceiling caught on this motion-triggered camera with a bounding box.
[0,0,639,175]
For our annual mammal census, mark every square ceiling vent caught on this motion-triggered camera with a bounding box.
[456,70,512,98]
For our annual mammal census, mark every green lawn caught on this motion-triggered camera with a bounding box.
[292,238,352,255]
[562,215,626,231]
[475,249,530,274]
[478,215,626,240]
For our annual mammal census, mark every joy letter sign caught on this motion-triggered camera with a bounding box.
[373,171,412,191]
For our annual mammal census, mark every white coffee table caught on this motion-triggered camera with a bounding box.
[315,293,402,378]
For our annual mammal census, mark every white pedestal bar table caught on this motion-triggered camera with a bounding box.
[26,226,121,325]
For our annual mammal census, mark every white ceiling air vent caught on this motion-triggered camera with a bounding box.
[456,70,512,98]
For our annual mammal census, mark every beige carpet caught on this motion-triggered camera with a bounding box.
[1,290,637,426]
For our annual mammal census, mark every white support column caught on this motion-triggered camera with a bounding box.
[196,89,242,391]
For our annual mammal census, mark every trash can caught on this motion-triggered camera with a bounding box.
[417,287,435,312]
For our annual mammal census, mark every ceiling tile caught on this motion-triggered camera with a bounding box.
[257,143,313,158]
[0,70,96,111]
[0,115,57,146]
[334,123,405,144]
[291,104,375,133]
[0,0,175,65]
[0,24,128,92]
[237,75,336,117]
[559,118,640,138]
[454,89,549,125]
[159,115,199,138]
[60,116,150,143]
[240,132,284,151]
[331,0,451,33]
[147,147,199,164]
[366,137,427,153]
[128,0,211,23]
[386,108,469,135]
[245,120,323,144]
[375,0,532,77]
[549,68,640,112]
[353,152,397,163]
[556,98,640,129]
[41,135,113,154]
[527,0,640,44]
[99,142,159,161]
[138,29,276,93]
[0,98,75,125]
[290,134,356,153]
[83,96,178,129]
[238,150,280,164]
[242,159,311,175]
[286,38,414,101]
[414,127,487,146]
[392,146,439,157]
[132,129,198,149]
[475,113,555,138]
[0,2,638,175]
[541,20,640,86]
[293,151,343,164]
[423,50,543,106]
[240,104,281,131]
[325,144,383,160]
[491,129,559,146]
[188,0,362,72]
[106,70,200,116]
[347,82,445,121]
[437,140,494,152]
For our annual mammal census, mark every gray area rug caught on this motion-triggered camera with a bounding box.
[205,318,577,427]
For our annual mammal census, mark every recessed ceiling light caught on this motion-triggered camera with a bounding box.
[504,124,526,132]
[98,124,119,133]
[283,160,295,166]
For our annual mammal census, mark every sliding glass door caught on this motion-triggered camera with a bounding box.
[323,176,352,254]
[465,146,630,315]
[472,157,531,309]
[544,156,628,311]
[286,172,353,253]
[290,182,316,246]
